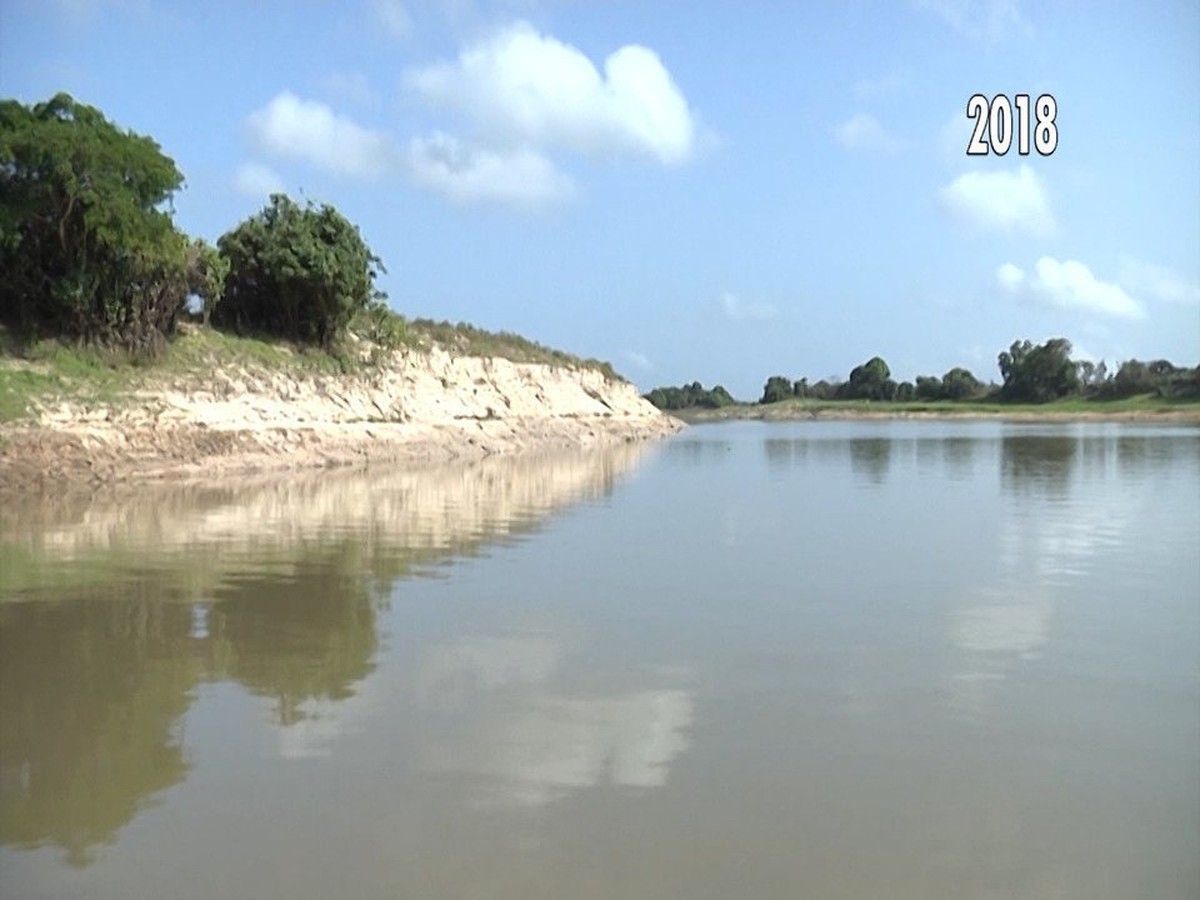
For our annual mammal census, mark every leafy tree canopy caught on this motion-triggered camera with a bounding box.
[842,356,895,400]
[0,93,189,352]
[760,375,794,404]
[1106,358,1198,399]
[646,381,736,410]
[998,338,1079,403]
[914,375,942,400]
[214,194,385,348]
[941,366,981,400]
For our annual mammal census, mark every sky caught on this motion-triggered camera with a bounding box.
[2,0,1198,398]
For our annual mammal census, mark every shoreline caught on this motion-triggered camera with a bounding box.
[669,404,1200,425]
[0,416,681,495]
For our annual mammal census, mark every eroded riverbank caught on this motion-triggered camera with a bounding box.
[0,343,681,492]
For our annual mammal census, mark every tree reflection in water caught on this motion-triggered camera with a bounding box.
[0,444,648,865]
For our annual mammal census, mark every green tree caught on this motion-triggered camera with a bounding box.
[214,194,385,348]
[707,384,736,407]
[643,382,736,410]
[760,375,794,404]
[894,381,916,402]
[1106,358,1196,398]
[941,366,981,400]
[843,356,892,400]
[1147,359,1176,379]
[1112,359,1150,396]
[997,338,1080,402]
[808,379,836,400]
[0,93,189,352]
[914,375,942,400]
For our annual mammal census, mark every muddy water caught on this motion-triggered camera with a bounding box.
[1,422,1197,898]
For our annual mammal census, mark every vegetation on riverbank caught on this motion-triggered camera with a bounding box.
[0,93,619,425]
[671,393,1200,423]
[647,337,1200,417]
[0,320,622,425]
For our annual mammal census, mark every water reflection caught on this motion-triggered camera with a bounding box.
[910,436,981,480]
[0,444,651,865]
[1,445,651,582]
[418,631,693,806]
[0,599,196,867]
[762,434,894,485]
[763,436,806,468]
[4,423,1196,897]
[1000,432,1078,498]
[847,437,892,484]
[663,435,733,465]
[212,564,379,726]
[941,436,978,479]
[947,430,1194,716]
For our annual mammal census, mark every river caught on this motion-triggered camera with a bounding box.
[1,420,1197,898]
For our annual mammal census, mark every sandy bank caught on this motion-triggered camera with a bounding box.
[0,347,682,493]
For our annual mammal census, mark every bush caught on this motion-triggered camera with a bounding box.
[350,299,409,350]
[214,194,385,348]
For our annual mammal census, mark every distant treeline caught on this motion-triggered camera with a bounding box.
[645,338,1200,409]
[643,382,736,410]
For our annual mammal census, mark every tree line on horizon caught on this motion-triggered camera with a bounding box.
[646,338,1200,409]
[1,93,393,357]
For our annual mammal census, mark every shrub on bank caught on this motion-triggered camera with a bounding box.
[213,194,386,349]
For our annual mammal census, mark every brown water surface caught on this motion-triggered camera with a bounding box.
[1,422,1197,898]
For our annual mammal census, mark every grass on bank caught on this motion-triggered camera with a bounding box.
[0,312,622,425]
[402,317,620,379]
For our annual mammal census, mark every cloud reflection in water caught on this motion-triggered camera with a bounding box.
[418,632,694,806]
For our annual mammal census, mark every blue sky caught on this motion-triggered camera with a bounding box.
[3,0,1197,397]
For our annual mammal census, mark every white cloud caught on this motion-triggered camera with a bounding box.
[1118,256,1200,306]
[835,113,908,155]
[912,0,1033,41]
[247,92,394,179]
[995,262,1025,291]
[937,165,1055,236]
[242,25,701,212]
[404,132,576,208]
[721,292,776,321]
[405,21,698,164]
[625,350,652,371]
[997,257,1145,320]
[233,161,285,198]
[372,0,412,38]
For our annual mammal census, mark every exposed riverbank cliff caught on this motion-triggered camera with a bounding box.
[0,335,682,493]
